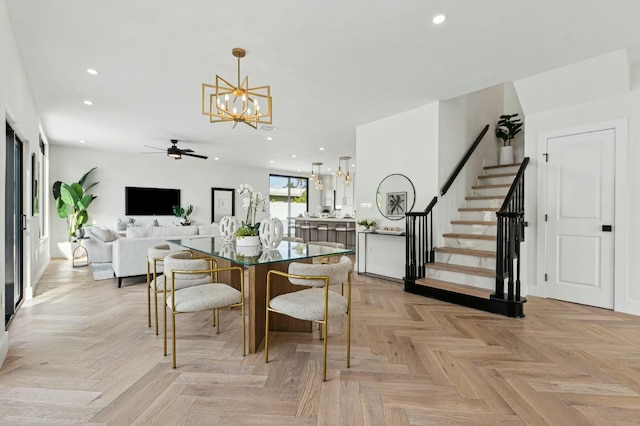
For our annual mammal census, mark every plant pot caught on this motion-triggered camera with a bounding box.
[499,145,514,165]
[236,235,260,247]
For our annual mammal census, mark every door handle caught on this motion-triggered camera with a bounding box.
[602,225,612,232]
[21,214,27,230]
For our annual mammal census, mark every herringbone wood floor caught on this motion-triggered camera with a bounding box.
[2,260,640,425]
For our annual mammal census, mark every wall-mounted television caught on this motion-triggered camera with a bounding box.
[125,186,180,216]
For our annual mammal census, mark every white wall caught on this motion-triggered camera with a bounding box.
[515,54,640,315]
[1,0,50,366]
[436,84,507,244]
[49,145,315,256]
[356,103,439,279]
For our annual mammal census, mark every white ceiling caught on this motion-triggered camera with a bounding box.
[5,0,640,174]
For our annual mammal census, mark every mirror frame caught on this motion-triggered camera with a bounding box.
[375,173,416,220]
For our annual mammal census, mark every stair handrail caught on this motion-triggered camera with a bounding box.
[440,124,490,196]
[495,157,529,303]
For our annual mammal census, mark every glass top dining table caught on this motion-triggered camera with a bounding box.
[168,237,353,266]
[167,237,353,353]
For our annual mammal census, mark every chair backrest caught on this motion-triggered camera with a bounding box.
[288,256,352,287]
[164,251,214,283]
[148,244,184,264]
[310,241,344,249]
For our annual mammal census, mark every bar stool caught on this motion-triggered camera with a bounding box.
[300,222,318,243]
[317,223,329,241]
[335,223,355,249]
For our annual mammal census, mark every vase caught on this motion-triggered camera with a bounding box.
[259,217,284,250]
[236,235,260,247]
[219,216,238,241]
[499,145,514,165]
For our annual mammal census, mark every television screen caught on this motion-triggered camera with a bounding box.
[125,186,180,216]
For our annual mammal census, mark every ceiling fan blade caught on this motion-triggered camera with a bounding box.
[181,152,208,160]
[143,145,164,151]
[178,148,195,153]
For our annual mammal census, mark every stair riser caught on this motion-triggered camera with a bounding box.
[444,236,496,251]
[483,165,520,175]
[434,252,496,269]
[478,176,514,185]
[451,224,497,235]
[472,187,509,197]
[424,268,494,290]
[466,198,504,209]
[458,211,498,221]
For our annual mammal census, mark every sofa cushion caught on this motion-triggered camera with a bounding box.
[126,227,149,238]
[91,226,118,242]
[198,223,220,237]
[147,226,198,238]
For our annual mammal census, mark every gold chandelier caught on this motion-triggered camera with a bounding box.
[201,48,272,129]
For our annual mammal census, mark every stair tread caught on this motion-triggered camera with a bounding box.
[415,277,494,298]
[443,233,496,241]
[435,247,496,257]
[478,173,516,179]
[471,184,511,189]
[465,195,505,200]
[484,163,522,170]
[426,262,494,277]
[450,220,497,225]
[458,207,499,212]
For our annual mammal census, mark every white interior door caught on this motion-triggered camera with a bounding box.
[546,129,615,309]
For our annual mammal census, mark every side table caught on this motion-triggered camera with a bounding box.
[72,237,90,268]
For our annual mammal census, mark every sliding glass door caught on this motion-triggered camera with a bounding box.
[269,175,308,236]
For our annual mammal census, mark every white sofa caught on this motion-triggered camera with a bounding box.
[85,224,220,287]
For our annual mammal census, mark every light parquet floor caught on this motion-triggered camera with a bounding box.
[2,260,640,425]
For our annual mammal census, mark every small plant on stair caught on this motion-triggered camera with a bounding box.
[495,114,523,146]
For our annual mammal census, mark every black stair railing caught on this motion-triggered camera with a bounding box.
[494,158,529,303]
[405,196,437,280]
[405,124,489,282]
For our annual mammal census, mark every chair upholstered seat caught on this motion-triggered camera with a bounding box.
[269,288,347,321]
[167,283,241,313]
[153,276,211,291]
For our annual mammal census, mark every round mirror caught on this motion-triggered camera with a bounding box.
[375,173,416,220]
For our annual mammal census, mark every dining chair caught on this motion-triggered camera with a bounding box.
[265,256,352,381]
[163,251,245,368]
[147,244,188,335]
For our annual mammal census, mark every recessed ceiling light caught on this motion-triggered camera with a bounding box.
[79,140,86,144]
[296,169,301,172]
[267,137,273,141]
[352,163,356,167]
[269,160,275,163]
[291,154,296,158]
[327,168,331,171]
[432,14,446,24]
[83,100,93,106]
[319,147,324,151]
[214,157,219,160]
[86,69,98,75]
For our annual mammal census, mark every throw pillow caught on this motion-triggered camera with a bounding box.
[91,227,117,242]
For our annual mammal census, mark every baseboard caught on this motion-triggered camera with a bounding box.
[0,330,9,368]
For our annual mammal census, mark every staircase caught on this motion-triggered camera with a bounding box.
[405,160,528,317]
[418,163,520,296]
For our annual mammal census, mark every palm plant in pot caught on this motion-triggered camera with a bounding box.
[52,167,98,258]
[172,204,193,225]
[495,113,523,165]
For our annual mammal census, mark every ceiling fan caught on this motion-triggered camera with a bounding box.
[142,139,208,160]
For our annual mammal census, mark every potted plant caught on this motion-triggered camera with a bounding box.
[236,184,266,246]
[495,113,523,165]
[172,204,193,226]
[357,218,377,232]
[52,167,98,258]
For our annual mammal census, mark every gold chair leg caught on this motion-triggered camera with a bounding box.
[172,311,177,369]
[215,309,220,335]
[146,262,151,327]
[163,290,167,356]
[322,319,328,381]
[264,307,270,363]
[241,301,246,356]
[153,285,159,336]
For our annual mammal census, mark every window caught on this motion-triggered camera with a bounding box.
[269,175,308,236]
